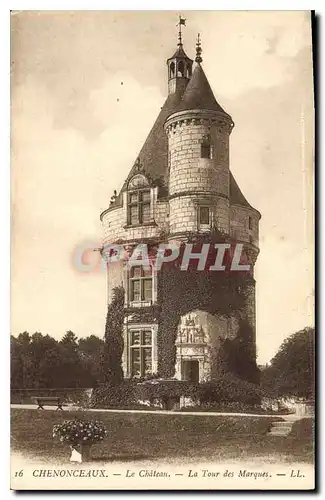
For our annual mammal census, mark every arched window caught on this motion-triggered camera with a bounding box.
[127,174,151,226]
[177,61,185,77]
[187,64,192,78]
[170,62,175,78]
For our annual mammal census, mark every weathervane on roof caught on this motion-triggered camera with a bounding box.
[195,33,203,63]
[177,15,186,46]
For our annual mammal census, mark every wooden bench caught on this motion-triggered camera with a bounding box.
[34,397,64,411]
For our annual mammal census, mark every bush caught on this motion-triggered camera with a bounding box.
[90,376,266,410]
[290,418,314,440]
[136,379,198,399]
[199,375,264,405]
[90,380,137,408]
[91,378,200,410]
[136,379,199,409]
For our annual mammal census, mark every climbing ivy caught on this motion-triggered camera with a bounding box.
[101,229,259,386]
[156,229,255,379]
[218,319,260,384]
[102,286,125,384]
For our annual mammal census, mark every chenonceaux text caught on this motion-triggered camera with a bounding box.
[32,469,109,478]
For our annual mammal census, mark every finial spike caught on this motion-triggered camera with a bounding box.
[177,15,186,46]
[195,33,203,63]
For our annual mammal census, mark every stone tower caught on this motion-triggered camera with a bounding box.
[165,51,234,238]
[100,31,261,382]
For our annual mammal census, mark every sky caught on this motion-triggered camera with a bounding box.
[11,11,314,364]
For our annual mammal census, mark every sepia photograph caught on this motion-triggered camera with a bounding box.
[10,10,315,490]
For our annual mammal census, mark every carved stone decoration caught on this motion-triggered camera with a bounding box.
[175,311,211,382]
[174,310,240,382]
[110,189,118,205]
[128,173,149,190]
[176,312,206,345]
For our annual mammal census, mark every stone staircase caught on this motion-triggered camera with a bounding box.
[268,420,294,437]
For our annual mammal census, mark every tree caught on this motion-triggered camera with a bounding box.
[102,286,125,384]
[16,332,34,388]
[216,320,260,384]
[37,341,63,388]
[78,336,105,387]
[10,331,107,389]
[11,335,24,389]
[261,327,315,399]
[59,331,84,387]
[61,330,79,349]
[229,319,260,384]
[29,333,61,388]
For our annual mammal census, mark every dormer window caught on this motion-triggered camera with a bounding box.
[127,174,151,226]
[201,135,212,159]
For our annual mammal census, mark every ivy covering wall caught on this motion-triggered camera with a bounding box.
[102,286,125,384]
[102,231,259,385]
[156,231,258,381]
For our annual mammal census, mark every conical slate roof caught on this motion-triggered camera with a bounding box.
[229,173,254,209]
[168,45,192,61]
[176,63,230,116]
[121,90,182,193]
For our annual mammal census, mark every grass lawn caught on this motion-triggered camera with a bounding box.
[11,409,314,465]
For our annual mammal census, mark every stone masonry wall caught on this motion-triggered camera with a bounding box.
[230,204,259,247]
[101,194,169,245]
[169,195,198,235]
[167,121,230,197]
[169,195,230,235]
[243,280,257,352]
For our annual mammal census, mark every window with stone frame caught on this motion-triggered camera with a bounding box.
[201,134,212,159]
[199,206,210,226]
[129,329,152,377]
[129,265,153,302]
[248,216,253,230]
[127,174,151,226]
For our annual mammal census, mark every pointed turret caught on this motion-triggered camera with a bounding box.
[173,34,231,119]
[177,63,230,116]
[166,17,193,96]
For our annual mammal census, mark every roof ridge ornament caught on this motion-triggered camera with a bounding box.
[195,33,203,63]
[134,157,143,172]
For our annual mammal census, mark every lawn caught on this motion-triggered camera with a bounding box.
[11,409,314,465]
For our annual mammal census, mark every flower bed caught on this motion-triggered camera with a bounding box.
[53,418,107,445]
